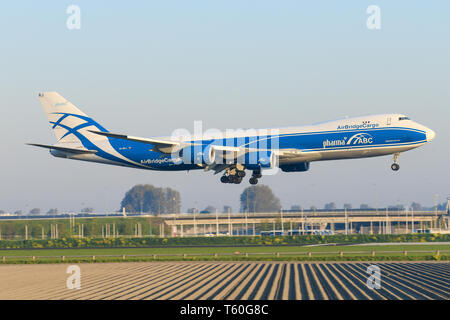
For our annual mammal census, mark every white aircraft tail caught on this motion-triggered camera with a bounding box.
[37,92,108,144]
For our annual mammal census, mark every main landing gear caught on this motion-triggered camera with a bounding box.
[220,166,263,185]
[220,165,246,184]
[391,153,400,171]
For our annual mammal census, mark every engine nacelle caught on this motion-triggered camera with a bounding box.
[280,162,310,172]
[243,151,277,170]
[180,145,216,165]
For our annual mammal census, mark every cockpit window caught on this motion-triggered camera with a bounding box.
[399,116,410,121]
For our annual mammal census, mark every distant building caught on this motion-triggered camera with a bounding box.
[0,212,15,217]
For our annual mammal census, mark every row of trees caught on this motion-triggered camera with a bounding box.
[289,201,446,211]
[2,184,447,215]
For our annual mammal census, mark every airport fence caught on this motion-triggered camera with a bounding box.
[1,249,449,264]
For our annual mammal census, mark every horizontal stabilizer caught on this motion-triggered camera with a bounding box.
[27,143,97,154]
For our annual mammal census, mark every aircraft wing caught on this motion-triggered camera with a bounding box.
[89,130,313,165]
[89,130,183,153]
[212,147,305,162]
[277,149,323,162]
[278,149,303,159]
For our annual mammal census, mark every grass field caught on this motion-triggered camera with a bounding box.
[0,244,448,263]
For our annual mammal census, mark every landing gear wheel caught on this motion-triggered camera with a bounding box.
[228,176,240,184]
[249,177,258,185]
[220,176,229,183]
[391,153,401,171]
[237,171,246,178]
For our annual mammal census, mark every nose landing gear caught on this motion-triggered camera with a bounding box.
[391,153,400,171]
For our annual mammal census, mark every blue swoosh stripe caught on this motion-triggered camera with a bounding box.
[51,112,108,132]
[49,114,142,168]
[51,114,69,129]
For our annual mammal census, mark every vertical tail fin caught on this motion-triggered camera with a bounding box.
[37,92,108,145]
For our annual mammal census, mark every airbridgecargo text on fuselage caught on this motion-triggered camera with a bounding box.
[337,123,379,130]
[141,158,180,165]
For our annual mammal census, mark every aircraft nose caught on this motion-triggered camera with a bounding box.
[426,128,436,142]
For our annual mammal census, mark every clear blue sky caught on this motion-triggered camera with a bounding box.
[0,1,449,213]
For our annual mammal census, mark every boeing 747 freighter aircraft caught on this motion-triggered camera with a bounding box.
[29,92,436,185]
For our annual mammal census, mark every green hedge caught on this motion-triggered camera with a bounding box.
[1,254,448,264]
[0,233,448,249]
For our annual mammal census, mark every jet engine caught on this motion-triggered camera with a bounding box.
[243,151,277,170]
[280,162,310,172]
[180,144,216,165]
